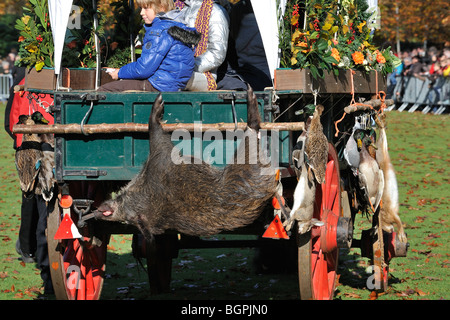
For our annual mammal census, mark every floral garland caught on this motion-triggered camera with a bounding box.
[15,0,53,71]
[15,0,103,71]
[279,0,400,78]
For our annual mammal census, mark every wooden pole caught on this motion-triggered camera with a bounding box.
[13,122,305,135]
[344,99,394,114]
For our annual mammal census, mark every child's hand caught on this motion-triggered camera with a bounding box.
[106,68,120,80]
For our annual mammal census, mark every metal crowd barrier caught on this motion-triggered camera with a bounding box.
[387,74,449,114]
[0,74,13,102]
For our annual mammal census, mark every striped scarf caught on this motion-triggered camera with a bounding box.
[176,0,217,90]
[174,0,185,10]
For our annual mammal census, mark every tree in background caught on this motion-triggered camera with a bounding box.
[0,14,21,57]
[377,0,450,49]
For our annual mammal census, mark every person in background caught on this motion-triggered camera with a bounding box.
[4,68,55,295]
[387,60,403,99]
[405,55,427,78]
[99,0,198,92]
[176,0,229,91]
[216,0,272,91]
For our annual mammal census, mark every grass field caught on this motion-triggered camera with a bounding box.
[0,101,448,300]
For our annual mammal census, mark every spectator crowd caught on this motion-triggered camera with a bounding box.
[398,46,450,78]
[386,46,450,109]
[0,49,19,77]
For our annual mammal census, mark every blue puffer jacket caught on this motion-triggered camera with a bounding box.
[118,17,195,92]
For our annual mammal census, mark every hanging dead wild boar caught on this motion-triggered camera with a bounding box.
[94,86,277,238]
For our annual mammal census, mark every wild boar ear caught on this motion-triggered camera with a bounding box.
[149,93,164,127]
[246,84,261,131]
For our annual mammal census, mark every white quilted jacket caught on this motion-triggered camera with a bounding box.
[181,0,229,74]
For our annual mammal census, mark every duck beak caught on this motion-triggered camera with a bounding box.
[357,138,362,149]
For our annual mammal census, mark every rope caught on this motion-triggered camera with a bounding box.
[272,95,303,122]
[334,112,346,137]
[333,69,354,137]
[374,70,389,116]
[66,68,71,89]
[378,90,387,114]
[350,69,356,105]
[334,69,382,137]
[375,69,379,99]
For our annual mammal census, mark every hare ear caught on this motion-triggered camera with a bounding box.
[246,84,261,131]
[149,93,164,128]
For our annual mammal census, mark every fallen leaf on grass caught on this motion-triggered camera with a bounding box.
[424,233,441,240]
[369,291,378,300]
[343,292,361,299]
[422,240,442,247]
[14,292,24,299]
[416,288,428,296]
[397,288,415,297]
[396,287,428,297]
[411,249,431,255]
[414,216,427,223]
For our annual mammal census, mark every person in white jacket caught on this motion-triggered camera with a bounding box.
[176,0,229,91]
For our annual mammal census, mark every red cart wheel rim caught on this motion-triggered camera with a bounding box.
[298,143,341,300]
[48,202,107,300]
[62,235,107,300]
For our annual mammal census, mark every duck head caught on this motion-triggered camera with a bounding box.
[31,111,49,125]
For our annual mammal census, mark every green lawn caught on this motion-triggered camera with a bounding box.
[0,101,448,300]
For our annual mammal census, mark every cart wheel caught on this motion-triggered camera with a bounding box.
[47,199,108,300]
[298,143,341,300]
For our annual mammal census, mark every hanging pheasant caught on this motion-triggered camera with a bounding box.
[304,104,328,184]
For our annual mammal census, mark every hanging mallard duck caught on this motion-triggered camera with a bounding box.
[286,132,323,234]
[343,121,362,174]
[32,111,56,202]
[285,104,327,234]
[15,116,43,195]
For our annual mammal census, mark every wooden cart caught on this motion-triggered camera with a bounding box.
[14,68,408,300]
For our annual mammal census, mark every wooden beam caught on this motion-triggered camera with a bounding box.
[344,99,394,113]
[13,122,305,135]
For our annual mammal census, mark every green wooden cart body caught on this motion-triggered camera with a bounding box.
[52,90,293,182]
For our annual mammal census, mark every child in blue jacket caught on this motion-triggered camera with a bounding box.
[99,0,200,92]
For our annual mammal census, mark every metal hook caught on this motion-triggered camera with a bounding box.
[310,84,320,106]
[231,92,238,131]
[80,101,94,136]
